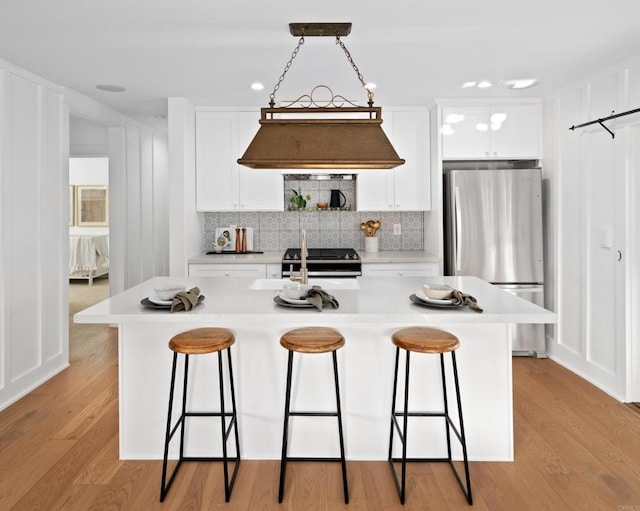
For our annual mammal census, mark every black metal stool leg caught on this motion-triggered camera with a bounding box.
[225,347,241,500]
[451,352,473,505]
[387,346,400,492]
[160,352,178,502]
[332,350,349,504]
[388,346,400,464]
[160,353,189,502]
[400,350,411,504]
[440,353,453,460]
[179,355,189,459]
[278,350,294,503]
[217,350,231,502]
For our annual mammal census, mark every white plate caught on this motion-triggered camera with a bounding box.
[414,290,455,304]
[278,293,309,305]
[148,296,174,305]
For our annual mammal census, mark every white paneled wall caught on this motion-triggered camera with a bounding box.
[0,58,170,410]
[0,62,68,409]
[544,56,640,400]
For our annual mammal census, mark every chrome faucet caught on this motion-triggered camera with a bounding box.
[289,229,309,284]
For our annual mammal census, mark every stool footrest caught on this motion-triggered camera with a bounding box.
[289,411,338,417]
[392,413,465,444]
[390,456,458,463]
[185,411,235,417]
[183,455,241,462]
[285,457,345,462]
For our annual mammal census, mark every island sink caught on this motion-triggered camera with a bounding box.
[250,278,360,290]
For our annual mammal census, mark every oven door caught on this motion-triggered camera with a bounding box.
[282,260,362,278]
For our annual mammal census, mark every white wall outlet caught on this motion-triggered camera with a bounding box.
[393,223,402,235]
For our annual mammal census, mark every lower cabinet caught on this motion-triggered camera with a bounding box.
[361,263,439,277]
[266,264,282,279]
[188,263,267,278]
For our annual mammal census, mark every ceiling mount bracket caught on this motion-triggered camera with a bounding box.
[289,23,352,37]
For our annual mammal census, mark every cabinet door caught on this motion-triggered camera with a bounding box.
[489,104,540,159]
[442,106,491,159]
[361,263,439,277]
[266,263,282,279]
[391,109,430,210]
[356,114,395,211]
[188,263,266,278]
[357,110,430,212]
[195,111,240,211]
[237,112,284,211]
[442,104,540,159]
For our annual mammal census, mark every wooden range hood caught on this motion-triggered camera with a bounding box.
[237,22,405,170]
[237,106,404,169]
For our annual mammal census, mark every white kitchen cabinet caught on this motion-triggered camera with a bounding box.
[361,262,439,277]
[266,263,281,279]
[442,103,540,159]
[357,108,431,211]
[188,263,267,278]
[195,110,283,211]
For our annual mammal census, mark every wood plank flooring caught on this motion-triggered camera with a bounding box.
[1,278,640,510]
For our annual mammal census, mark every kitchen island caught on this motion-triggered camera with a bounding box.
[75,276,556,462]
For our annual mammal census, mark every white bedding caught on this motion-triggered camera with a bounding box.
[69,235,109,275]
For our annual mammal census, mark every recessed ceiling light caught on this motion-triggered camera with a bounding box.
[477,81,492,89]
[96,84,126,92]
[251,82,264,91]
[461,81,477,89]
[504,79,538,89]
[442,124,455,136]
[445,114,465,124]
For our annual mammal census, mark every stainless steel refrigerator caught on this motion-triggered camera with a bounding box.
[443,167,546,357]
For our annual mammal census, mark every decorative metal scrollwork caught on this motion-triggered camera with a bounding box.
[280,85,360,109]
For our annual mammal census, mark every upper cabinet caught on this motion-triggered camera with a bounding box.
[441,102,541,160]
[357,108,431,211]
[195,110,283,212]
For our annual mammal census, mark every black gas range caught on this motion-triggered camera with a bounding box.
[282,248,362,278]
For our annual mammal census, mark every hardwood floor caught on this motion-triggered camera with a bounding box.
[1,280,640,509]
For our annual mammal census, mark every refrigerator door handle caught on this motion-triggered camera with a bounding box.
[454,186,462,272]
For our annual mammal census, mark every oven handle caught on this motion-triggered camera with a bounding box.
[282,270,362,277]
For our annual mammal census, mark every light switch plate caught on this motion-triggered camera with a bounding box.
[599,226,612,248]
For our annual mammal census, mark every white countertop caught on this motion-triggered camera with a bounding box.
[188,250,439,265]
[188,250,283,264]
[75,276,556,326]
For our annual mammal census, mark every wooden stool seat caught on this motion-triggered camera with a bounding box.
[391,326,459,354]
[280,326,345,354]
[169,327,235,355]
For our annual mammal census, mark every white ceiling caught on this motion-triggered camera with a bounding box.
[1,1,639,130]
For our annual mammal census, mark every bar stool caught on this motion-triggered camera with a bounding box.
[388,327,472,505]
[278,327,349,504]
[160,327,241,503]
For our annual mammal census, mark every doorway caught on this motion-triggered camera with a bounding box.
[68,116,111,351]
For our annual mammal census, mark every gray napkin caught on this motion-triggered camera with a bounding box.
[171,287,200,313]
[450,289,483,313]
[305,286,339,311]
